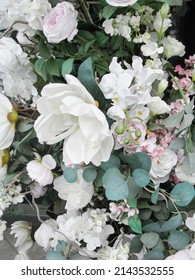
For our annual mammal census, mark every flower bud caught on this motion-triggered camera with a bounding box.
[115,124,125,134]
[123,138,130,144]
[135,131,142,138]
[2,149,10,166]
[7,110,18,123]
[158,79,168,95]
[160,3,170,19]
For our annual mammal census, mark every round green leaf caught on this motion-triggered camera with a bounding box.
[83,166,97,183]
[170,182,195,206]
[63,167,78,183]
[132,168,150,188]
[46,249,64,260]
[101,155,120,171]
[141,232,160,249]
[102,167,123,185]
[143,248,164,260]
[105,177,129,201]
[128,216,142,234]
[168,230,190,250]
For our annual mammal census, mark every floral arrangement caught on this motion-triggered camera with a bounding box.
[0,0,195,260]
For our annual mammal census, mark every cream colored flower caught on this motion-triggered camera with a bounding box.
[34,75,114,166]
[0,93,17,149]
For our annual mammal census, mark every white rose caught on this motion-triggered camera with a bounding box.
[106,0,138,7]
[147,96,170,114]
[150,148,177,183]
[43,1,78,43]
[162,36,185,59]
[26,154,56,187]
[34,75,114,166]
[0,93,17,149]
[54,170,94,211]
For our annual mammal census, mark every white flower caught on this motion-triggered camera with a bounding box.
[26,154,56,187]
[0,93,17,149]
[10,221,33,252]
[153,12,172,35]
[34,75,114,166]
[43,1,78,43]
[0,219,6,241]
[34,219,58,250]
[158,79,168,95]
[0,165,7,181]
[0,37,37,100]
[54,170,94,211]
[106,0,138,7]
[15,252,30,260]
[147,96,171,114]
[97,240,130,260]
[162,36,185,59]
[165,248,193,260]
[150,148,177,183]
[186,214,195,232]
[128,105,150,122]
[141,40,164,59]
[29,182,47,198]
[0,0,51,35]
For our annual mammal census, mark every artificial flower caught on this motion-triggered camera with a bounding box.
[10,221,33,252]
[162,36,185,59]
[26,153,56,187]
[0,93,17,149]
[54,169,94,211]
[105,0,138,7]
[34,75,114,166]
[43,1,78,43]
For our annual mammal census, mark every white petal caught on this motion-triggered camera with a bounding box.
[42,154,56,170]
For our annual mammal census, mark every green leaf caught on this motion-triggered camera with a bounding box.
[77,57,106,109]
[119,152,151,172]
[83,166,97,183]
[127,198,137,208]
[168,230,190,250]
[184,98,194,114]
[46,249,64,260]
[105,177,129,201]
[34,58,47,81]
[132,169,150,188]
[177,113,194,133]
[139,209,152,220]
[94,31,109,47]
[46,57,60,76]
[170,182,195,206]
[140,232,160,249]
[151,187,159,204]
[61,58,74,78]
[182,153,195,174]
[160,214,183,232]
[130,236,143,254]
[128,216,142,234]
[143,248,164,260]
[38,39,50,59]
[169,137,185,150]
[127,177,140,199]
[78,30,95,41]
[63,167,78,183]
[94,168,104,187]
[143,222,161,233]
[102,167,123,185]
[101,155,120,171]
[162,111,184,128]
[102,5,117,19]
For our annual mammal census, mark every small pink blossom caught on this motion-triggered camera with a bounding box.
[174,65,185,75]
[185,55,195,66]
[150,147,164,157]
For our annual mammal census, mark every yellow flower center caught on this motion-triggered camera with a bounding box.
[7,110,18,123]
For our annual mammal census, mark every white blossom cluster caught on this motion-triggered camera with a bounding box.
[0,37,37,101]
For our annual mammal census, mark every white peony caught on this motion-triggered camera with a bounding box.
[0,93,17,149]
[150,148,177,183]
[54,170,94,211]
[26,153,56,187]
[162,36,185,59]
[106,0,138,7]
[34,75,114,166]
[147,96,171,114]
[43,1,78,43]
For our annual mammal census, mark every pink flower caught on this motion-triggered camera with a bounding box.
[185,55,195,66]
[43,1,78,43]
[174,65,185,75]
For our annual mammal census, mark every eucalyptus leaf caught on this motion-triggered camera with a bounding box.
[46,249,64,260]
[132,169,150,188]
[128,216,142,234]
[83,166,97,183]
[63,167,78,183]
[102,5,117,19]
[169,137,185,150]
[170,182,195,206]
[160,214,182,232]
[101,155,120,171]
[61,58,74,77]
[143,248,164,260]
[105,177,129,201]
[168,230,190,250]
[142,222,161,233]
[162,111,183,128]
[140,232,160,249]
[177,113,194,133]
[127,177,141,199]
[102,167,123,185]
[130,236,143,254]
